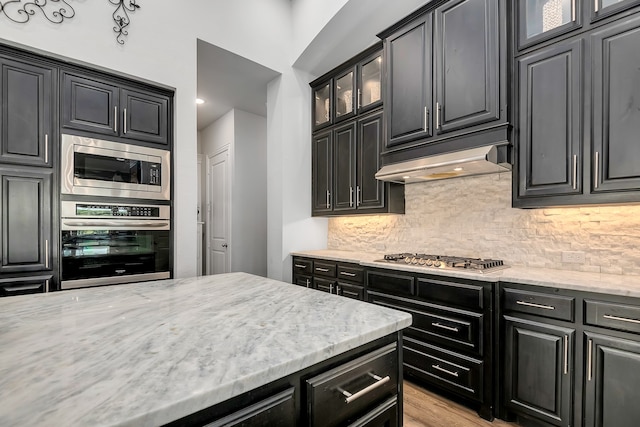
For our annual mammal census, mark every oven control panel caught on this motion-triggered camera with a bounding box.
[76,204,161,218]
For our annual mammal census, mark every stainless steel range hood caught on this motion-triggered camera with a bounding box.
[375,145,511,184]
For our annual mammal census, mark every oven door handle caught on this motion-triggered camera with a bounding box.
[62,220,170,228]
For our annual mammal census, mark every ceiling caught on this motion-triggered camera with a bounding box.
[196,40,280,131]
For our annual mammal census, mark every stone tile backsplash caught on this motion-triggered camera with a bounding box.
[328,172,640,275]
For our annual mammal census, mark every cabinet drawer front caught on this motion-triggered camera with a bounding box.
[293,275,312,289]
[338,282,364,300]
[337,264,364,284]
[206,387,295,427]
[0,275,51,297]
[404,337,483,402]
[314,277,335,294]
[368,292,482,356]
[585,300,640,335]
[367,271,415,297]
[307,343,398,427]
[417,277,484,311]
[313,261,337,278]
[293,258,313,276]
[504,288,575,321]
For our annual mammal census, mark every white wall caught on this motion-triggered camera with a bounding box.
[232,110,267,276]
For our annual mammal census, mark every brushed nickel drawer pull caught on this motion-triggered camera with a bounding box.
[306,279,310,288]
[424,106,429,132]
[588,339,593,381]
[594,151,600,189]
[572,154,577,190]
[350,187,354,207]
[357,89,361,109]
[44,134,49,163]
[339,373,390,404]
[603,314,640,324]
[572,0,576,21]
[432,364,459,377]
[123,108,127,134]
[114,106,118,132]
[336,285,341,294]
[340,272,357,277]
[432,322,459,332]
[356,186,361,207]
[294,264,307,269]
[44,239,49,269]
[316,267,330,272]
[329,284,334,294]
[45,279,50,292]
[595,0,599,13]
[516,300,555,310]
[436,102,441,130]
[563,335,569,375]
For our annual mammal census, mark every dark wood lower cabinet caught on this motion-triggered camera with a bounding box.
[583,332,640,427]
[348,397,398,427]
[503,316,574,427]
[0,274,52,296]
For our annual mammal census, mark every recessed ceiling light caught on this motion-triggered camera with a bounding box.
[453,167,463,171]
[402,176,411,180]
[196,98,205,105]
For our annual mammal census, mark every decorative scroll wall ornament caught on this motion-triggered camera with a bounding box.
[109,0,140,45]
[0,0,75,24]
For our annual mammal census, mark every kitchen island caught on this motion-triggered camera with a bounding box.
[0,272,412,426]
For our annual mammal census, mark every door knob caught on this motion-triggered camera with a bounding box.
[222,244,228,248]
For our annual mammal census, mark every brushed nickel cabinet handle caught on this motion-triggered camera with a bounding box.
[595,0,599,13]
[603,314,640,324]
[123,108,127,134]
[356,186,361,207]
[329,284,334,294]
[315,267,330,272]
[594,151,600,189]
[516,300,556,310]
[432,364,459,377]
[326,190,330,209]
[563,335,569,375]
[114,106,118,132]
[588,339,593,381]
[306,279,310,288]
[357,89,361,109]
[350,187,354,207]
[424,106,429,132]
[44,239,49,269]
[572,0,576,21]
[336,285,341,294]
[339,373,390,404]
[572,154,577,190]
[340,271,357,277]
[436,102,441,130]
[432,322,459,332]
[45,279,50,292]
[294,264,307,269]
[44,134,48,163]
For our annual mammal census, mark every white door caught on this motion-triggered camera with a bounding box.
[207,149,230,274]
[196,154,203,276]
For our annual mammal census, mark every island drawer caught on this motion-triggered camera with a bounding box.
[504,288,575,322]
[337,263,364,284]
[293,257,313,275]
[313,260,337,278]
[404,337,483,402]
[306,342,398,427]
[585,300,640,335]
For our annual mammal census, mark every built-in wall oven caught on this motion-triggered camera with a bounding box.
[60,201,171,289]
[61,134,170,200]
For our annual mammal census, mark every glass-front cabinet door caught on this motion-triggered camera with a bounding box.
[592,0,640,22]
[518,0,581,50]
[334,68,355,122]
[313,80,332,130]
[358,52,383,113]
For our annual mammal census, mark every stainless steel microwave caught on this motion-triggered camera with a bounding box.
[61,134,170,200]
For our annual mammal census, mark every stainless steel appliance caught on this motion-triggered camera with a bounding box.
[61,134,170,200]
[60,200,170,289]
[377,253,507,273]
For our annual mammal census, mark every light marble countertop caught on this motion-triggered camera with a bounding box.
[292,249,640,297]
[0,272,412,427]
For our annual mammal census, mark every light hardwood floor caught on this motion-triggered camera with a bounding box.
[403,381,519,427]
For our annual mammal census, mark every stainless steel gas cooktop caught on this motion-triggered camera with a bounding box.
[376,253,508,274]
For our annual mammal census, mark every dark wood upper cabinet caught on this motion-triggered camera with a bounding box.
[312,130,333,214]
[121,88,169,145]
[385,16,433,148]
[62,71,169,145]
[517,0,581,50]
[0,168,52,274]
[357,51,383,114]
[583,332,640,427]
[434,0,500,133]
[591,15,640,193]
[62,72,119,137]
[334,67,356,123]
[358,111,385,210]
[504,316,574,427]
[591,0,640,23]
[313,79,332,131]
[0,57,54,167]
[333,121,357,211]
[516,38,583,200]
